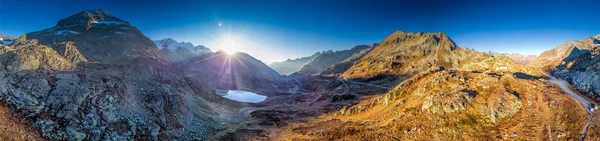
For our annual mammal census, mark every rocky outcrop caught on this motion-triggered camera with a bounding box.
[0,35,75,72]
[26,9,167,64]
[269,52,322,75]
[554,70,600,101]
[297,44,375,75]
[51,41,88,64]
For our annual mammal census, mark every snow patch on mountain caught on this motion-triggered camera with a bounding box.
[55,30,80,35]
[92,21,127,25]
[153,38,195,52]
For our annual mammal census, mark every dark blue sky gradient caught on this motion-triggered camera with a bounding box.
[1,0,599,63]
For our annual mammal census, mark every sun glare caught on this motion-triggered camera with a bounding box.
[220,40,238,55]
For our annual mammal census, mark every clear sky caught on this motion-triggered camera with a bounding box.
[1,0,599,64]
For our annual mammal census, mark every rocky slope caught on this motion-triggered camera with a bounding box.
[25,9,167,64]
[0,9,245,140]
[529,35,599,70]
[296,44,376,76]
[487,51,537,65]
[271,32,597,140]
[319,43,378,76]
[269,52,321,75]
[153,38,213,62]
[531,34,600,101]
[276,67,598,140]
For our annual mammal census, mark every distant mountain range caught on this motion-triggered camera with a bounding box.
[268,52,321,75]
[295,43,376,76]
[486,51,537,65]
[153,38,213,62]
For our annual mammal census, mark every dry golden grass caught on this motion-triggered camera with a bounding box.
[272,70,597,141]
[0,103,43,141]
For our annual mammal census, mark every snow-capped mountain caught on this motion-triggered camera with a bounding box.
[153,38,194,51]
[153,38,213,62]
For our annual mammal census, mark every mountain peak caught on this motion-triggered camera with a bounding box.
[56,9,129,29]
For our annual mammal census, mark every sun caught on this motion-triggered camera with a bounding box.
[222,47,238,55]
[219,39,238,55]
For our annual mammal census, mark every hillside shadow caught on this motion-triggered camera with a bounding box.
[514,72,542,80]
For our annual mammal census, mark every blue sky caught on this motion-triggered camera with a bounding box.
[1,0,599,63]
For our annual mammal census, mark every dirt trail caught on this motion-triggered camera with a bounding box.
[541,70,595,140]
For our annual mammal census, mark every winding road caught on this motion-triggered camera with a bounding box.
[541,70,595,140]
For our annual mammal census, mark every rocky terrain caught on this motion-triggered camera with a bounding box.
[531,35,600,102]
[276,68,598,140]
[1,8,599,141]
[487,51,538,65]
[153,38,213,62]
[296,44,375,76]
[269,52,321,75]
[0,9,249,140]
[209,31,599,140]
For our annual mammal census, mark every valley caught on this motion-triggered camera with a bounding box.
[1,2,600,141]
